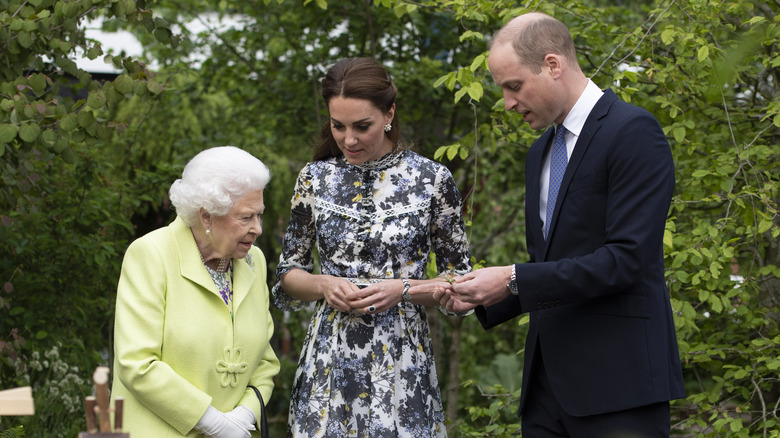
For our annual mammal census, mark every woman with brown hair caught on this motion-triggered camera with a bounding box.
[273,57,471,437]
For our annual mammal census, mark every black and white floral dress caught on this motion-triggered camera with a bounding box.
[273,150,471,437]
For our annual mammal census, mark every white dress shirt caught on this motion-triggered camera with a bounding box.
[539,79,604,230]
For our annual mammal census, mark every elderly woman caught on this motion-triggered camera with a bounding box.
[111,146,280,438]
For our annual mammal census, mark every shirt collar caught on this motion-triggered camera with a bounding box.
[559,79,603,137]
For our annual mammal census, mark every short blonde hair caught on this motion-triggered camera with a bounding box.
[490,12,577,74]
[169,146,271,226]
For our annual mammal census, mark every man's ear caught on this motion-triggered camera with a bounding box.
[544,53,563,78]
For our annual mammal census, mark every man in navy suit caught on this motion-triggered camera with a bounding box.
[435,12,685,437]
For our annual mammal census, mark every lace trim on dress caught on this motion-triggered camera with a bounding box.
[345,150,404,171]
[314,197,431,222]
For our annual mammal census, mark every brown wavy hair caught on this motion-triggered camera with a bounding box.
[313,58,401,161]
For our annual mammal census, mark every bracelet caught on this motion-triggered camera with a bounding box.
[401,278,412,302]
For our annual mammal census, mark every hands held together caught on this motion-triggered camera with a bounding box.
[195,405,256,438]
[432,266,514,313]
[318,275,461,314]
[315,266,513,315]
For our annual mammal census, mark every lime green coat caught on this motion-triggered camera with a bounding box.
[111,216,280,437]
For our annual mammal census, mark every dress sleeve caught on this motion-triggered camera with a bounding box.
[272,164,318,312]
[430,165,473,315]
[431,165,472,275]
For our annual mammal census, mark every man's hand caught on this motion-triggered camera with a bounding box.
[450,266,514,307]
[433,289,478,314]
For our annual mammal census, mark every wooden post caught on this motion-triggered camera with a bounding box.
[78,366,129,438]
[84,396,98,433]
[93,367,112,432]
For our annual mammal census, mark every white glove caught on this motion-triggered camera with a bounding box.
[194,405,255,438]
[225,405,257,432]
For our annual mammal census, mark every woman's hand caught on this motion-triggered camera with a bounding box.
[318,275,360,313]
[348,278,456,313]
[195,405,254,438]
[347,280,404,314]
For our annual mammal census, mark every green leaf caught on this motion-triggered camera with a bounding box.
[454,87,467,103]
[758,219,772,234]
[433,73,451,89]
[17,31,34,48]
[29,73,47,94]
[77,110,95,128]
[663,229,673,249]
[697,46,709,62]
[434,145,447,161]
[446,144,458,161]
[19,123,41,142]
[469,53,486,71]
[87,91,107,109]
[460,30,484,43]
[146,80,164,95]
[661,28,675,45]
[466,82,483,101]
[60,113,78,131]
[0,124,18,143]
[41,129,57,145]
[709,294,723,313]
[672,126,686,143]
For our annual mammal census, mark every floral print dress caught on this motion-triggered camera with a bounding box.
[273,150,471,438]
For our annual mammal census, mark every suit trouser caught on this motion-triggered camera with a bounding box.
[521,345,671,438]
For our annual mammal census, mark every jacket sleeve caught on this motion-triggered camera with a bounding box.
[113,232,212,434]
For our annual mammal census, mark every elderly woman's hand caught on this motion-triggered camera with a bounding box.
[195,405,253,438]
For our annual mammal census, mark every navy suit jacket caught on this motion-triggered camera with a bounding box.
[477,89,685,417]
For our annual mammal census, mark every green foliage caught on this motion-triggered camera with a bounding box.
[0,343,92,436]
[1,0,778,436]
[0,0,177,435]
[0,426,25,438]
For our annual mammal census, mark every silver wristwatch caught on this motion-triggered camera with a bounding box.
[402,278,412,302]
[507,264,519,295]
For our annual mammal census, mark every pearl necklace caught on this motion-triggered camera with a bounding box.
[200,252,230,272]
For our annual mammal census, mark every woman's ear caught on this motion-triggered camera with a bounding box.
[199,208,212,233]
[385,103,396,126]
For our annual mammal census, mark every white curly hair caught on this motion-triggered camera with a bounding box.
[168,146,271,226]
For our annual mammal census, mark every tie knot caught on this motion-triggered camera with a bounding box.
[555,125,567,141]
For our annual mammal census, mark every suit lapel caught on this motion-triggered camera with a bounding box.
[542,90,616,259]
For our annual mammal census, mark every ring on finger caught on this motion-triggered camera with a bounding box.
[368,305,376,313]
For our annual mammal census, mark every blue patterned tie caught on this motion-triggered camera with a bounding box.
[544,126,568,239]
